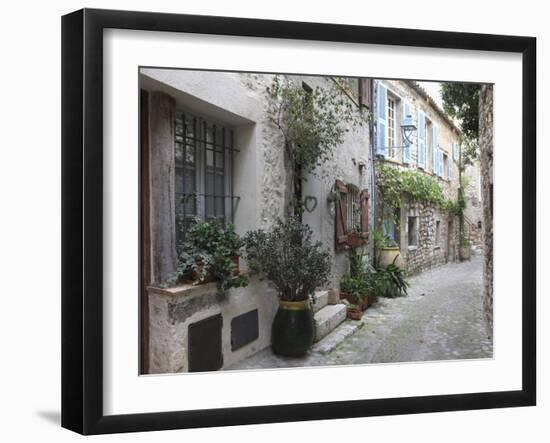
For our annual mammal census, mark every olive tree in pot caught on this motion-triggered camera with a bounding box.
[244,217,331,357]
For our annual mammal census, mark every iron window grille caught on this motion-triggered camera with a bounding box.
[175,111,239,246]
[346,185,360,231]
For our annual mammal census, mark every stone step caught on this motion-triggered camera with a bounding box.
[311,290,329,313]
[314,303,347,342]
[311,319,365,354]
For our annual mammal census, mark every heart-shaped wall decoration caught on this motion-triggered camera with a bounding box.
[303,195,318,213]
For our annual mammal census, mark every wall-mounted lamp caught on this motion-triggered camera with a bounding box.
[400,114,417,146]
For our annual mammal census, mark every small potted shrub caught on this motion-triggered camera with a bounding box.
[340,274,369,313]
[166,218,249,294]
[244,217,331,357]
[461,238,472,261]
[373,260,409,298]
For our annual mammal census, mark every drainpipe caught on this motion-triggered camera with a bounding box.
[370,80,377,263]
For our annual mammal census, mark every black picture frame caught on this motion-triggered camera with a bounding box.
[61,8,536,435]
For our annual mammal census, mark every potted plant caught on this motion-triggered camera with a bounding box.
[340,274,369,312]
[373,229,404,269]
[461,238,472,261]
[346,303,363,321]
[346,227,367,248]
[244,217,331,357]
[165,218,249,294]
[373,260,409,298]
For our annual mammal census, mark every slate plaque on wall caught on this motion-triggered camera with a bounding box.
[231,309,259,351]
[188,314,223,372]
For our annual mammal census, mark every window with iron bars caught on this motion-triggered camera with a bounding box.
[174,111,236,246]
[346,185,360,232]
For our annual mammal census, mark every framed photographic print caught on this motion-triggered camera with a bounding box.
[61,8,536,435]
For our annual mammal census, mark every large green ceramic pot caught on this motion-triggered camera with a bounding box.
[271,299,314,357]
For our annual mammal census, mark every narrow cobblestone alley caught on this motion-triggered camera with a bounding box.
[228,256,492,371]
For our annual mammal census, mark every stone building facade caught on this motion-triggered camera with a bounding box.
[139,69,374,373]
[373,80,462,274]
[479,85,494,335]
[463,161,484,250]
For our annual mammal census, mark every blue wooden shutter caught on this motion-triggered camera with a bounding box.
[452,142,457,161]
[417,110,425,168]
[402,101,411,164]
[448,154,453,180]
[376,82,387,157]
[432,124,438,173]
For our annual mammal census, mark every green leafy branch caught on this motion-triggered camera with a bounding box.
[377,164,462,215]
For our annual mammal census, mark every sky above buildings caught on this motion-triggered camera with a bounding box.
[417,81,444,109]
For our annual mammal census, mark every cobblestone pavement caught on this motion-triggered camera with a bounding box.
[228,256,492,370]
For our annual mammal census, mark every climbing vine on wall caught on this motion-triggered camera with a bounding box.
[265,76,370,215]
[377,164,463,215]
[266,75,369,172]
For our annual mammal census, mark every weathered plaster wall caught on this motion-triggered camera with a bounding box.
[148,276,278,374]
[299,77,373,287]
[140,69,374,369]
[236,74,373,287]
[479,85,494,336]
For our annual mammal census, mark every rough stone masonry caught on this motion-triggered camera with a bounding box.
[479,84,494,336]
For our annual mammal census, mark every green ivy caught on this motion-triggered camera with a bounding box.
[377,164,461,215]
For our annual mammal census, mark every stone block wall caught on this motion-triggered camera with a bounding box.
[479,85,494,336]
[463,162,484,248]
[400,198,460,275]
[373,79,461,275]
[374,80,461,202]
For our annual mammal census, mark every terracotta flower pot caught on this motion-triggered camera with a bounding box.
[189,258,215,284]
[347,307,363,320]
[361,295,369,311]
[346,234,365,248]
[460,246,471,261]
[230,255,240,275]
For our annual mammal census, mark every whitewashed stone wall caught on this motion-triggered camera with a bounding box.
[140,69,374,372]
[479,85,494,335]
[148,276,278,374]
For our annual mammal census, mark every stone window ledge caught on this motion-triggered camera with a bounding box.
[408,245,418,251]
[148,270,251,298]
